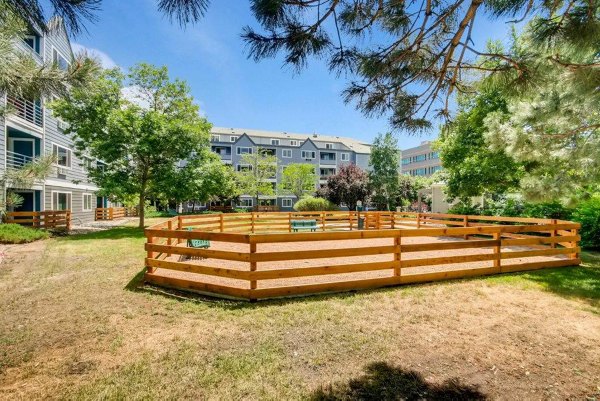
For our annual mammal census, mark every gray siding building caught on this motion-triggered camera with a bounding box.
[1,20,103,225]
[401,140,442,177]
[209,127,372,210]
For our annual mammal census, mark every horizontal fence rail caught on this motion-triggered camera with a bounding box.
[95,207,138,220]
[143,212,581,300]
[5,210,71,230]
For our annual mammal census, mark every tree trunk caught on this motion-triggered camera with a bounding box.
[138,177,147,229]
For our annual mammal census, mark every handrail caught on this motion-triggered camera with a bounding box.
[6,151,35,169]
[6,95,43,127]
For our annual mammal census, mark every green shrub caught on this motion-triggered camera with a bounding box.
[447,201,480,215]
[572,195,600,249]
[293,196,338,212]
[0,224,49,244]
[523,201,572,220]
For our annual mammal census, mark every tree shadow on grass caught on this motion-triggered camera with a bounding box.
[62,227,146,241]
[310,362,487,401]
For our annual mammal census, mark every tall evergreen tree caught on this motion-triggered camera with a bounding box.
[0,8,98,111]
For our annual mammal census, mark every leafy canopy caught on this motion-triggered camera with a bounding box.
[279,163,317,199]
[368,132,400,210]
[437,89,524,201]
[236,150,278,206]
[319,164,370,211]
[52,63,212,227]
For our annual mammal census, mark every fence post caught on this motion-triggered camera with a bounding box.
[220,214,224,233]
[349,211,353,231]
[376,212,381,230]
[321,212,325,231]
[551,219,557,249]
[463,215,469,240]
[493,232,501,272]
[416,213,421,229]
[251,212,255,233]
[109,207,113,220]
[394,232,401,277]
[167,220,173,257]
[250,241,257,300]
[391,212,396,229]
[177,216,183,245]
[146,233,155,273]
[288,212,292,232]
[66,211,71,231]
[570,227,580,260]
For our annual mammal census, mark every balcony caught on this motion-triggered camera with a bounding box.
[6,151,36,170]
[320,152,336,165]
[6,95,43,128]
[212,145,232,159]
[320,168,336,180]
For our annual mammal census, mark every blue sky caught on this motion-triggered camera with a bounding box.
[71,1,512,149]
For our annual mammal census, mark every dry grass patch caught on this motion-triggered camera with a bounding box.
[0,223,599,400]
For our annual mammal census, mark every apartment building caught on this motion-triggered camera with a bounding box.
[209,127,372,210]
[401,140,442,177]
[1,19,103,225]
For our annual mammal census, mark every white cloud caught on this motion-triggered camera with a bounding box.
[72,42,118,69]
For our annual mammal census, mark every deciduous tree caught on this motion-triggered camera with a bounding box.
[369,132,400,210]
[437,89,524,201]
[279,163,316,200]
[320,164,370,211]
[52,64,212,227]
[236,149,277,209]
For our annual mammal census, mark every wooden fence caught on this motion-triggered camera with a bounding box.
[5,210,71,230]
[95,207,138,220]
[144,212,581,301]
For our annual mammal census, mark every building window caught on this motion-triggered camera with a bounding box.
[82,156,93,170]
[52,192,71,211]
[24,34,41,54]
[52,144,71,168]
[282,149,292,158]
[83,193,93,211]
[402,157,411,165]
[325,143,334,149]
[282,199,293,207]
[211,134,221,142]
[271,139,280,146]
[290,140,299,146]
[52,48,70,71]
[238,198,253,208]
[301,150,316,159]
[230,136,238,142]
[320,152,336,161]
[236,147,253,155]
[340,153,350,161]
[236,164,253,172]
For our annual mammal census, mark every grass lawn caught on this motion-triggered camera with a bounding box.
[0,220,599,400]
[0,223,49,244]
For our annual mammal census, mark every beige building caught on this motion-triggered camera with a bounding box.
[401,140,442,177]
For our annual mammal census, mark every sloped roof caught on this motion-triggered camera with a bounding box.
[211,126,372,154]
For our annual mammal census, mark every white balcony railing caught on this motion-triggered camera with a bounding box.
[6,95,43,127]
[6,151,35,169]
